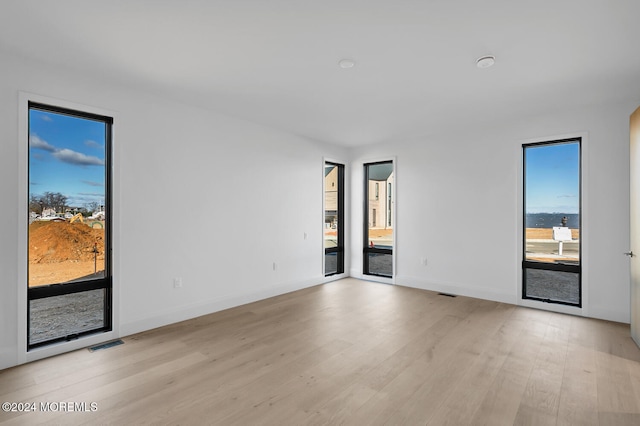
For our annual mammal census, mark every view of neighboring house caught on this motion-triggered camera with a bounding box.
[324,165,338,228]
[368,167,394,230]
[89,210,106,221]
[41,208,56,218]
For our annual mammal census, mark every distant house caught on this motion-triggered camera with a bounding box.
[41,208,57,218]
[368,167,394,230]
[89,211,105,221]
[324,165,339,227]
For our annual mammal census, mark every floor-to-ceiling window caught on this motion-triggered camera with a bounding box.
[523,138,581,306]
[27,102,113,349]
[363,161,394,278]
[324,162,344,276]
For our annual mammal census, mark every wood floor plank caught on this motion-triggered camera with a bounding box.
[472,329,543,426]
[424,306,526,425]
[513,320,569,425]
[595,351,640,414]
[383,303,516,425]
[557,342,598,426]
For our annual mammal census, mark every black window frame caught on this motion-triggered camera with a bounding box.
[363,160,394,278]
[27,101,113,350]
[522,138,582,307]
[324,161,344,276]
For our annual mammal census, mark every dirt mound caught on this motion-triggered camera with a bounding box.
[29,221,105,264]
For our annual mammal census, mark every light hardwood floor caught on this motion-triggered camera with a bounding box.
[2,278,640,425]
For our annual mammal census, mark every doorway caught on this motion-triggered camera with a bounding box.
[630,106,640,347]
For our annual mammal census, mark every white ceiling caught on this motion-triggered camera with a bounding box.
[2,0,640,147]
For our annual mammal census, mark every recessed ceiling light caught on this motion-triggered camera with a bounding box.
[338,59,356,69]
[476,55,495,69]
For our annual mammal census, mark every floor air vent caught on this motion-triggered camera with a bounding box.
[88,339,124,352]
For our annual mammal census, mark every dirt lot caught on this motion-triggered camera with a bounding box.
[363,228,579,240]
[29,221,105,287]
[27,225,575,287]
[369,228,392,237]
[526,228,580,240]
[526,228,580,263]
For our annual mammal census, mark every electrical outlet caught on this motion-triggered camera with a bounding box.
[421,257,428,266]
[273,262,277,271]
[173,277,183,288]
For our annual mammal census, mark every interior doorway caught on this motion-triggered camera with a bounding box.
[630,106,640,347]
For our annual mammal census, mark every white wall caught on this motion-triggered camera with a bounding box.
[350,101,636,323]
[0,51,347,370]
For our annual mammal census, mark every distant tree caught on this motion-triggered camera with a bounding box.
[29,194,43,214]
[84,201,100,214]
[44,192,68,213]
[30,192,68,213]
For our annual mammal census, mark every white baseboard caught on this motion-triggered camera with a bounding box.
[587,306,629,324]
[349,269,394,285]
[397,275,630,324]
[120,276,324,337]
[396,275,518,305]
[0,350,18,371]
[25,330,120,365]
[322,272,349,283]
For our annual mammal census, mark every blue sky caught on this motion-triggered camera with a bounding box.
[525,141,580,214]
[29,109,106,209]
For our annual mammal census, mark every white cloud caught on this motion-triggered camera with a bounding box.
[84,140,103,149]
[82,180,104,187]
[53,149,104,166]
[29,134,56,152]
[30,134,104,166]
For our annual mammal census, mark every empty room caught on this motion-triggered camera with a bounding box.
[2,1,640,424]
